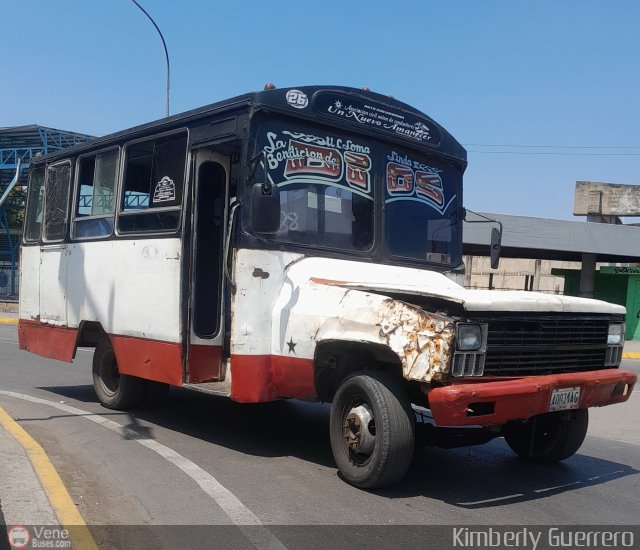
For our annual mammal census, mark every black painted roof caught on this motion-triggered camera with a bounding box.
[31,85,466,165]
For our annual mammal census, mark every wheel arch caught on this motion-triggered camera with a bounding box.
[314,339,405,403]
[72,320,108,358]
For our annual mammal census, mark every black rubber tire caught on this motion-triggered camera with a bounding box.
[330,371,415,489]
[504,409,589,463]
[92,338,148,410]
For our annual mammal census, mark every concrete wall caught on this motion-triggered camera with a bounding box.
[574,181,640,216]
[463,256,582,293]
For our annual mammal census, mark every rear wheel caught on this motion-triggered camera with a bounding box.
[92,338,147,410]
[330,371,415,489]
[504,409,588,463]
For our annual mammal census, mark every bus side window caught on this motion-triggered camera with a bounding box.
[118,131,187,233]
[43,161,72,242]
[24,166,46,243]
[73,148,118,239]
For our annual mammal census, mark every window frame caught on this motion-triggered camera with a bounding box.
[115,128,189,237]
[23,165,47,244]
[71,146,121,241]
[41,159,73,244]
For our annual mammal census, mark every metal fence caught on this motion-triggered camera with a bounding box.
[0,263,18,301]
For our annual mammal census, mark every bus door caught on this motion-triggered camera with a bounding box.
[187,149,229,383]
[39,161,72,325]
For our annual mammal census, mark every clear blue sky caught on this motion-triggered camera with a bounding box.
[2,0,638,220]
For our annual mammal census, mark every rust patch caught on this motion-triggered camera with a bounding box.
[379,299,454,383]
[314,290,455,384]
[310,277,349,286]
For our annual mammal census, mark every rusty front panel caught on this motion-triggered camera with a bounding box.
[378,299,455,383]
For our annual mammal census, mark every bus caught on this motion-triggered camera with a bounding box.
[19,85,636,489]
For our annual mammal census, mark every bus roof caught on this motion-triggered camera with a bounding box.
[31,85,466,165]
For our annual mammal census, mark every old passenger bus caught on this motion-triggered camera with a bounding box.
[19,86,636,488]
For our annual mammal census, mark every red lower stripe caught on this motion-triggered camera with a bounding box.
[18,320,77,362]
[230,354,316,403]
[188,344,223,383]
[110,334,183,386]
[18,320,318,402]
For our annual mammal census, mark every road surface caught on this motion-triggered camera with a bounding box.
[1,322,638,548]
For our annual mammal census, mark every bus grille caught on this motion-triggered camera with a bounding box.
[481,317,610,376]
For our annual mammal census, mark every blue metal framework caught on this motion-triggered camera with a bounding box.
[0,125,93,300]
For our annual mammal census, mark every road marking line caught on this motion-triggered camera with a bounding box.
[622,352,640,359]
[0,405,98,550]
[0,391,286,550]
[0,317,18,325]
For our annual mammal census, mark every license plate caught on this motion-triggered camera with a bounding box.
[549,386,581,411]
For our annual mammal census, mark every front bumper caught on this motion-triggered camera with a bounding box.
[427,369,637,427]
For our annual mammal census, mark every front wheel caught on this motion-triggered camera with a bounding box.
[92,338,148,410]
[330,371,415,489]
[504,409,589,463]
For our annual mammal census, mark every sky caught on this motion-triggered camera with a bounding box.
[2,0,639,221]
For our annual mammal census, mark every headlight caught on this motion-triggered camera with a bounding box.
[608,323,625,346]
[456,324,484,351]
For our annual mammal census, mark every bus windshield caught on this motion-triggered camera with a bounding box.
[254,120,461,266]
[383,149,461,266]
[256,122,374,252]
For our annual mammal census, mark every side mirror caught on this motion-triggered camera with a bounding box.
[251,182,280,234]
[490,226,502,269]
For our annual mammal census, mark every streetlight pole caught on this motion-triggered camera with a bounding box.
[130,0,171,117]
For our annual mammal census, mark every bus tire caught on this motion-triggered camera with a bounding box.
[504,409,588,463]
[329,371,415,489]
[92,338,147,410]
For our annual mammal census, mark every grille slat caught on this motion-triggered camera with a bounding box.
[480,317,611,376]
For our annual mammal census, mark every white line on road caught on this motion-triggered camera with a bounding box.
[0,390,286,550]
[0,340,92,351]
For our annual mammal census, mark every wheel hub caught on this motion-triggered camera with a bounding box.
[343,404,376,455]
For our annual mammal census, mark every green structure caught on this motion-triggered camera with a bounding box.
[553,266,640,340]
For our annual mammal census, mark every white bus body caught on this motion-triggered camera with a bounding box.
[18,86,636,488]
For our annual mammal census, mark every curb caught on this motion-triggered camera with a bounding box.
[0,318,18,325]
[0,406,98,549]
[622,352,640,359]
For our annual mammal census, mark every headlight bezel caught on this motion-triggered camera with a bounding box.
[605,321,625,367]
[607,322,625,346]
[456,323,487,352]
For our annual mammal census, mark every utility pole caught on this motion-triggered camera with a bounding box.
[130,0,171,117]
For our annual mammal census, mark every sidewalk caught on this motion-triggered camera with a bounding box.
[622,339,640,359]
[0,405,98,549]
[0,421,58,526]
[0,310,17,325]
[0,302,18,314]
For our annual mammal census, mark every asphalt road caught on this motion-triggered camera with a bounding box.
[1,323,639,549]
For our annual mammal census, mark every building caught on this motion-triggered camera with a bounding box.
[463,256,582,294]
[464,211,640,339]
